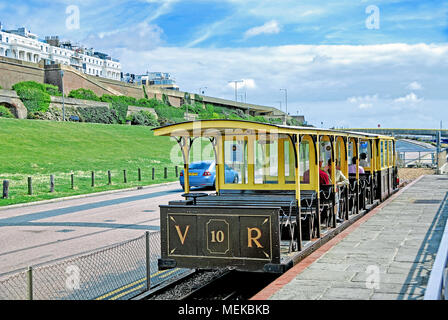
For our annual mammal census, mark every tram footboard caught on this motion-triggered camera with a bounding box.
[158,205,281,273]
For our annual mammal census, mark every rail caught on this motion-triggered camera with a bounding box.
[424,213,448,300]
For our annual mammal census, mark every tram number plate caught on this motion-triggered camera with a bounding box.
[165,211,275,260]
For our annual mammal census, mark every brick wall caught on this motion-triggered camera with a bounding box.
[0,57,45,89]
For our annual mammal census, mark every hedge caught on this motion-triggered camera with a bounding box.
[78,106,118,124]
[68,88,101,101]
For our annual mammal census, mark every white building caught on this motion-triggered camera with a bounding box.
[0,25,121,81]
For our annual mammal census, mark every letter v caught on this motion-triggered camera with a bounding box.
[175,225,190,245]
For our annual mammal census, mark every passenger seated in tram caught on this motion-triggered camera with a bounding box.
[359,153,369,168]
[349,156,364,174]
[319,160,331,185]
[328,160,349,222]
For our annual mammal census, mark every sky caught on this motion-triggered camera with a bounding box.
[0,0,447,128]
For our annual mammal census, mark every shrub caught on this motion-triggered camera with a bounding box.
[154,104,185,124]
[77,106,118,124]
[68,88,100,101]
[13,82,51,114]
[130,110,158,127]
[0,105,14,118]
[162,93,171,106]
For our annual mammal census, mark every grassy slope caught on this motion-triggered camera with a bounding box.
[0,118,180,206]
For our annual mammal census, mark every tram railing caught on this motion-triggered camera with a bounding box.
[424,215,448,300]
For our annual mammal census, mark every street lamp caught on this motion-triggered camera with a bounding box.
[60,70,65,121]
[280,88,288,115]
[199,87,208,95]
[228,80,244,102]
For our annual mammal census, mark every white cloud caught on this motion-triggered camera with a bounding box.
[244,20,281,38]
[407,81,423,90]
[394,92,423,103]
[358,103,372,109]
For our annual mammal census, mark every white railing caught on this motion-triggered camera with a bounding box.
[424,214,448,300]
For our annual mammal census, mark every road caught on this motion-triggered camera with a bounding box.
[0,182,184,276]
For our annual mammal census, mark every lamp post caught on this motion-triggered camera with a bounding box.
[228,80,244,102]
[199,87,208,95]
[280,88,288,115]
[60,70,65,121]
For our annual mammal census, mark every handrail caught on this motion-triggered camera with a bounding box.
[424,215,448,300]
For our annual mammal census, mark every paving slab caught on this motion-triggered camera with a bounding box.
[255,175,448,300]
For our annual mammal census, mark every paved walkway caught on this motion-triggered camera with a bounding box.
[253,175,448,300]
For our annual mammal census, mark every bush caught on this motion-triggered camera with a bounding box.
[154,103,185,124]
[0,105,14,118]
[77,106,118,124]
[100,95,135,124]
[130,110,158,127]
[68,88,100,101]
[13,82,52,114]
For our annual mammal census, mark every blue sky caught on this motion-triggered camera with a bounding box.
[1,0,447,128]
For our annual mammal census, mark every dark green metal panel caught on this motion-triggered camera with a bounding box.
[159,206,281,272]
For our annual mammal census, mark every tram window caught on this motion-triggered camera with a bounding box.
[348,141,354,164]
[319,140,332,171]
[300,141,310,184]
[224,139,248,184]
[359,141,371,168]
[336,138,345,174]
[284,140,295,184]
[254,139,278,184]
[388,141,393,167]
[380,141,384,168]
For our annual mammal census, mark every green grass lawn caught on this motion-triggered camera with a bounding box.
[0,118,187,206]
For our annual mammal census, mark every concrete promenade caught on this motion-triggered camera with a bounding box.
[253,175,448,300]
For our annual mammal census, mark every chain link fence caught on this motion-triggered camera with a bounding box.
[0,231,189,300]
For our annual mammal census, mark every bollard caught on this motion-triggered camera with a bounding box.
[138,168,142,182]
[71,173,74,189]
[50,175,55,193]
[108,170,112,185]
[152,168,155,180]
[91,171,95,187]
[164,167,167,179]
[2,180,9,199]
[175,166,178,178]
[28,177,33,195]
[123,170,127,183]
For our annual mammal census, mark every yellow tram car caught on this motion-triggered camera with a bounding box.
[154,120,398,273]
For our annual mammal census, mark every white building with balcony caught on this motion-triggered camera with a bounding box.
[0,25,121,81]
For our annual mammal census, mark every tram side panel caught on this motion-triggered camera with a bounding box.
[158,205,282,273]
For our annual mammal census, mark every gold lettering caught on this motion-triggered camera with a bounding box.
[247,227,263,248]
[175,225,190,245]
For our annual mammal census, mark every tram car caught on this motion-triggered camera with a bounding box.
[154,120,398,273]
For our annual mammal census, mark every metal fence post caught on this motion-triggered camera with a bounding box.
[71,173,74,189]
[145,231,151,291]
[27,266,33,300]
[108,170,112,185]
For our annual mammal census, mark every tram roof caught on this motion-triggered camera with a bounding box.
[152,120,393,140]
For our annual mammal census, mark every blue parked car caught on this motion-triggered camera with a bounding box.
[180,160,239,190]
